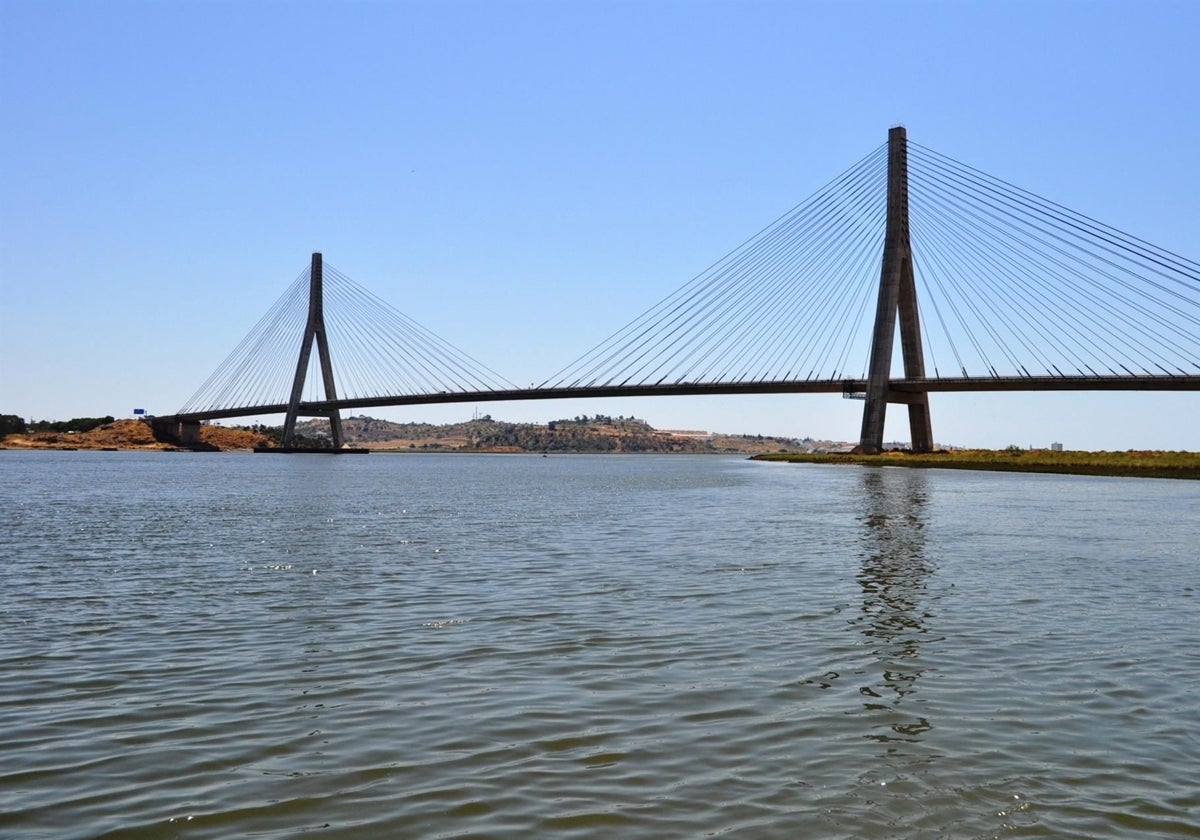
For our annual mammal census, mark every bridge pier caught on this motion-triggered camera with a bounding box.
[179,420,201,445]
[149,417,202,446]
[857,126,933,453]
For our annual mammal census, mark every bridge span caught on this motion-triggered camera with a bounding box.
[172,374,1200,426]
[159,373,1200,447]
[168,128,1199,451]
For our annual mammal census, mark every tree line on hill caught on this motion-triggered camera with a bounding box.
[470,421,684,453]
[1,415,115,436]
[289,415,706,452]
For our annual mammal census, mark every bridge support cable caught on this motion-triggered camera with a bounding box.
[751,204,885,383]
[908,225,996,377]
[905,142,1200,381]
[911,199,1114,376]
[179,269,310,415]
[712,166,889,382]
[320,264,515,397]
[911,208,1055,374]
[913,143,1200,294]
[539,143,889,391]
[671,191,887,385]
[178,256,517,423]
[911,179,1168,376]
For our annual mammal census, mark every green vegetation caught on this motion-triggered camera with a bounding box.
[473,421,652,453]
[752,449,1200,480]
[549,414,646,427]
[0,414,26,436]
[287,415,804,454]
[32,415,115,434]
[2,414,115,436]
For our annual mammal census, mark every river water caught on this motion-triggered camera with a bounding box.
[1,451,1197,838]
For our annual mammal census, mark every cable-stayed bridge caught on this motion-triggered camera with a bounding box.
[166,128,1200,452]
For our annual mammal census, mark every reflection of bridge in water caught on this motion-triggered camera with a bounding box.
[161,128,1200,451]
[856,469,936,744]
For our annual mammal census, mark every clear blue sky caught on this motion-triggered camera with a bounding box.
[2,0,1197,449]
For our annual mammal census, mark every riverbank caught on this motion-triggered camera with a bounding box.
[752,449,1200,480]
[0,420,270,451]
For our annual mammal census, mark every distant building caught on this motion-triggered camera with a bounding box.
[1051,442,1063,452]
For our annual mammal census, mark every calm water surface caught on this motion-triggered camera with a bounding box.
[1,451,1197,838]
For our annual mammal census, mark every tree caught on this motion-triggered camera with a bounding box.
[0,414,26,436]
[27,415,114,434]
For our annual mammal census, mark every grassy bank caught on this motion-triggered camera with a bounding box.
[752,449,1200,480]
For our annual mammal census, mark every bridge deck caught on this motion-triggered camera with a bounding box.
[171,375,1200,423]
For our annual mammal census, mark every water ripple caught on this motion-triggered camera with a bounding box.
[0,452,1197,837]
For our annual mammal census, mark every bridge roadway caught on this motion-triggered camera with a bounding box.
[171,374,1200,424]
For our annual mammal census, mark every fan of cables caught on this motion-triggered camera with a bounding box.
[179,262,515,415]
[907,142,1199,379]
[542,140,1199,388]
[539,144,891,389]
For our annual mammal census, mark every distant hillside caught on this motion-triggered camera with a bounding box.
[0,414,831,454]
[293,414,816,454]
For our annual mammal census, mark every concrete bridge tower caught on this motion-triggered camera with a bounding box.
[856,126,933,453]
[280,252,345,449]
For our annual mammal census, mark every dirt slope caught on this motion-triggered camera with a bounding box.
[2,420,271,451]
